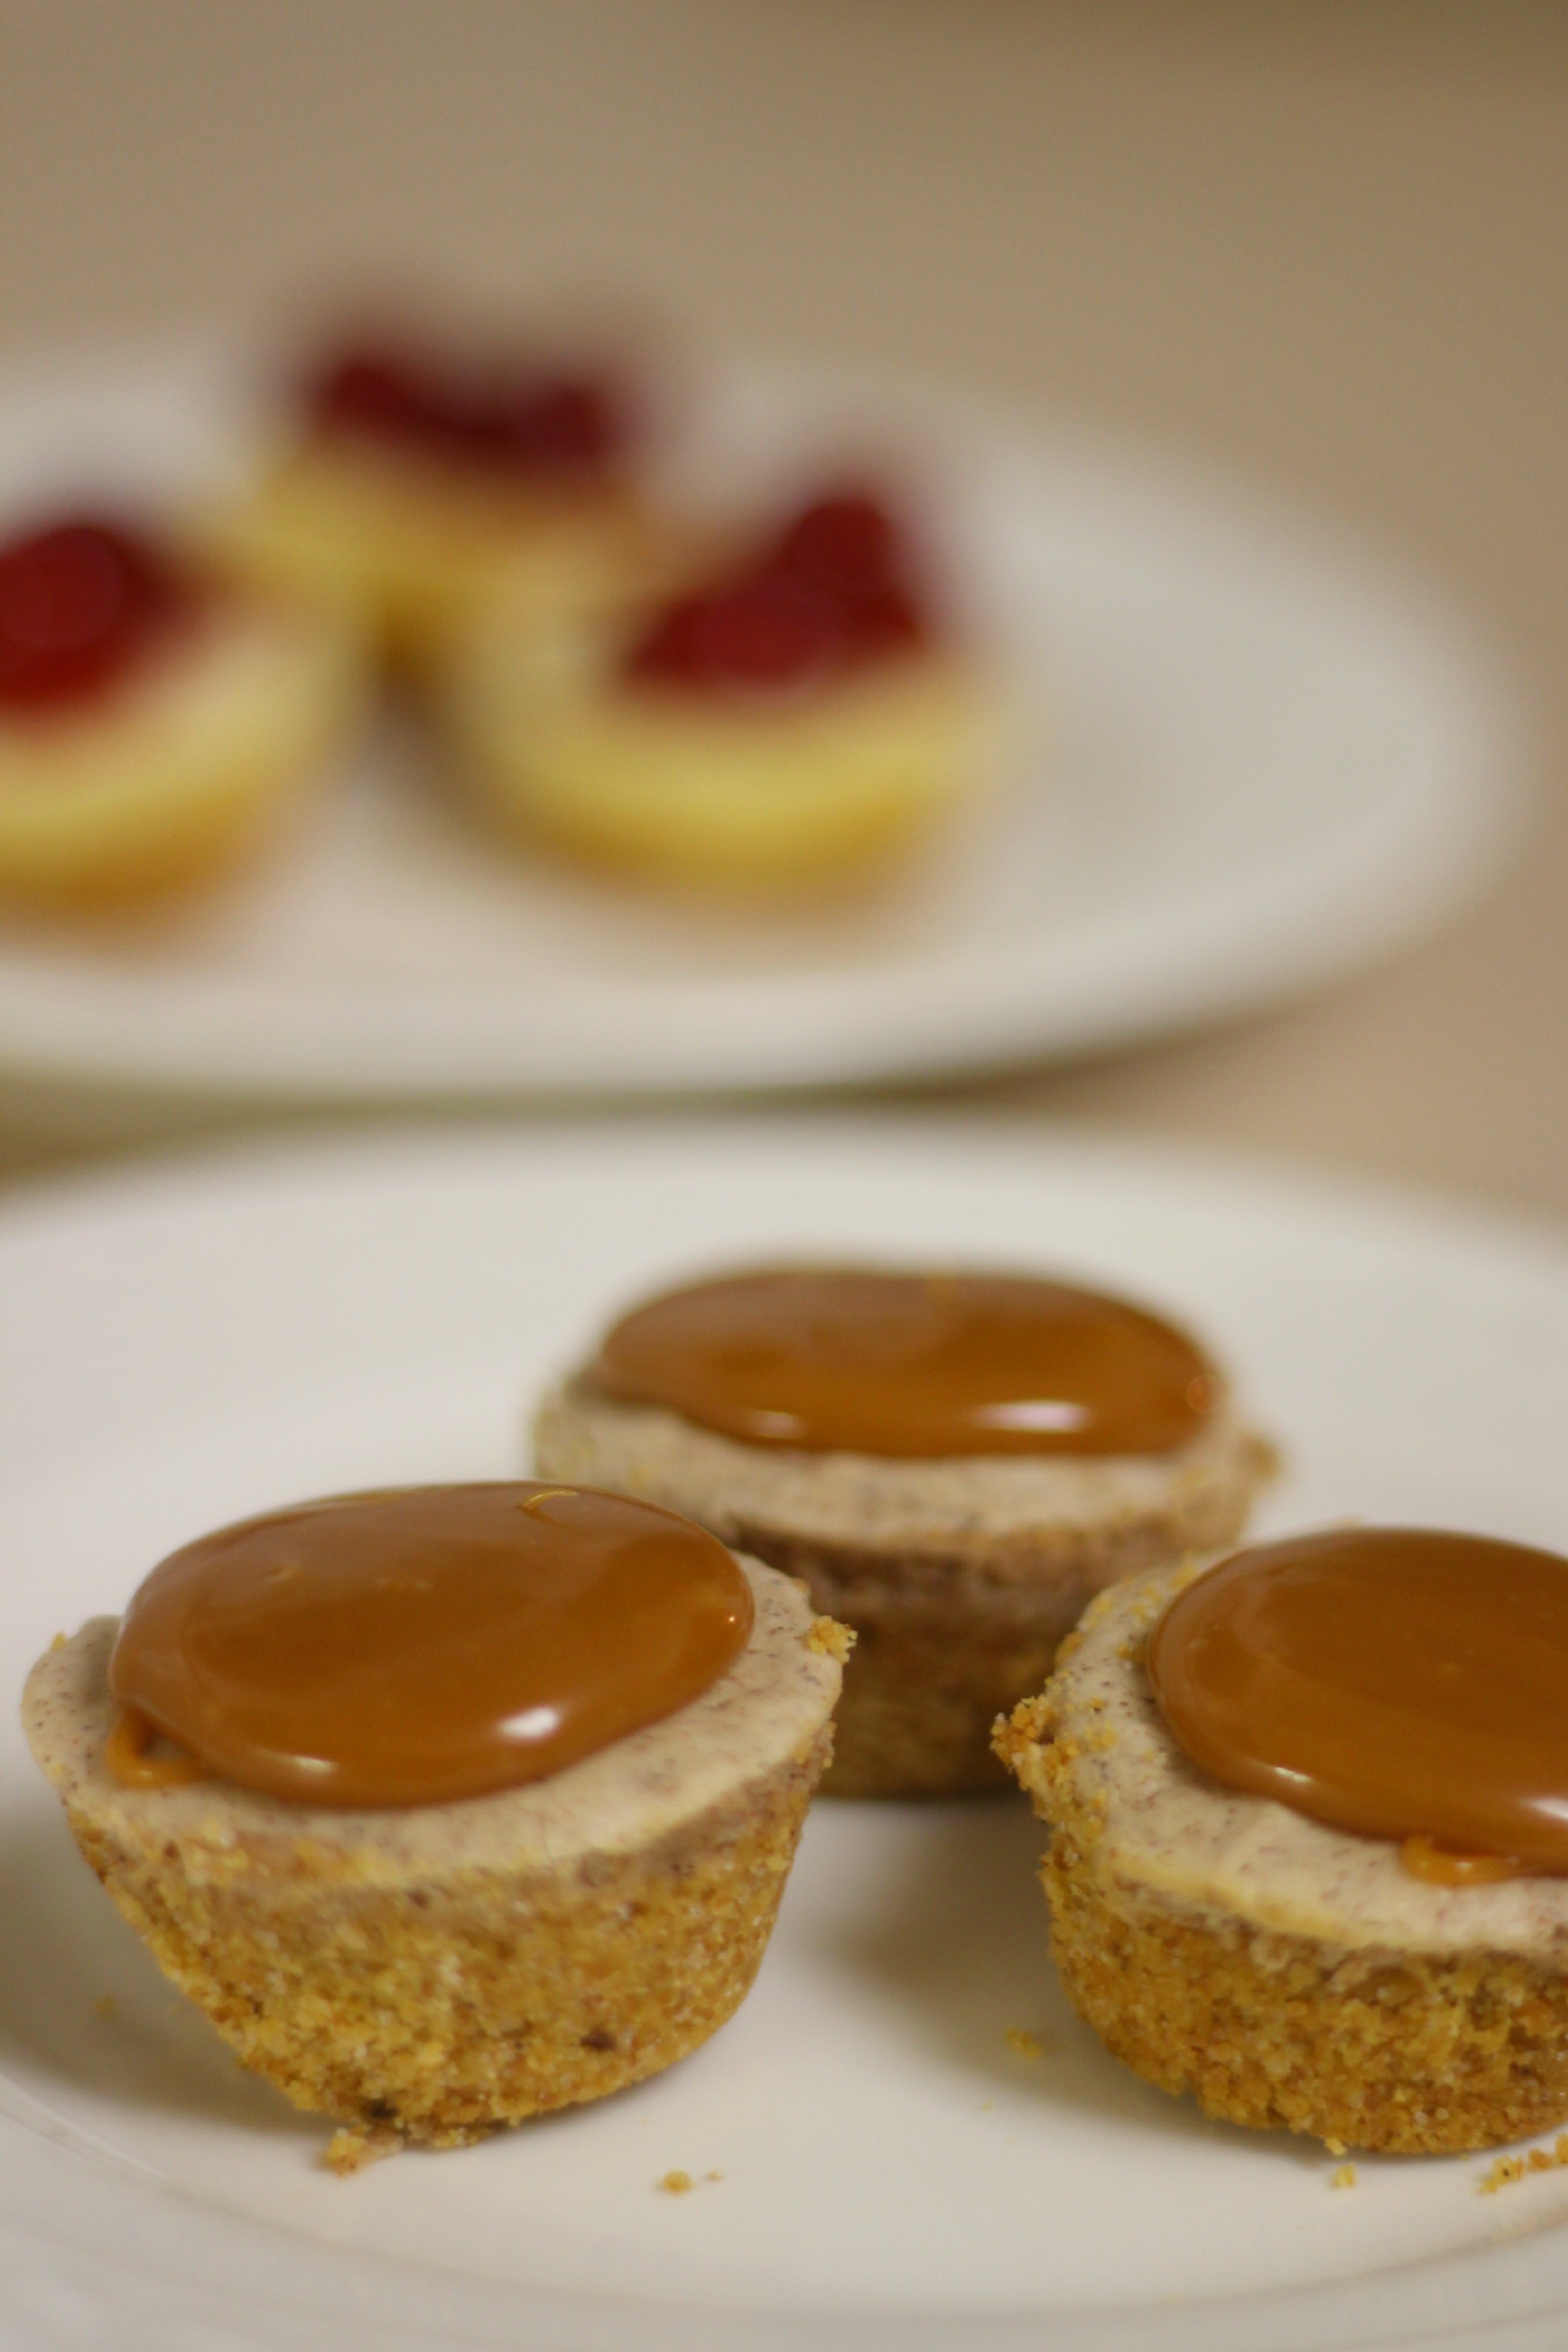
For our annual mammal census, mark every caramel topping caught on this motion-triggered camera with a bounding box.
[590,1267,1216,1458]
[1399,1837,1527,1887]
[107,1483,753,1808]
[103,1704,205,1789]
[1147,1528,1568,1876]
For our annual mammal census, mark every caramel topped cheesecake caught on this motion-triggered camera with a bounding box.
[998,1527,1568,2153]
[24,1483,848,2162]
[534,1267,1274,1795]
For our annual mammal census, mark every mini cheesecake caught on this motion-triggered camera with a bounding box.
[997,1532,1568,2155]
[0,516,363,905]
[533,1268,1275,1796]
[23,1484,848,2163]
[445,489,999,888]
[204,333,683,676]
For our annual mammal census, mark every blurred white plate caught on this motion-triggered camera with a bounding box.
[5,1117,1568,2351]
[0,345,1524,1102]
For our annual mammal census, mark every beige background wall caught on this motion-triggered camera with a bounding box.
[2,1,1565,1211]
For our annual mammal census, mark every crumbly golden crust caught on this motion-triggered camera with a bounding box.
[996,1567,1568,2153]
[534,1380,1275,1796]
[64,1731,825,2151]
[1039,1827,1568,2155]
[25,1560,843,2151]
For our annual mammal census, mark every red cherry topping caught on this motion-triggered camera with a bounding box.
[304,342,630,482]
[625,572,845,693]
[768,493,906,602]
[0,519,195,715]
[623,489,932,696]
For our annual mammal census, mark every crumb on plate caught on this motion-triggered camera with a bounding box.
[1480,2135,1568,2194]
[324,2125,401,2176]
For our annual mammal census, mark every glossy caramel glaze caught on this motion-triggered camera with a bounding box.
[103,1703,206,1788]
[107,1482,753,1807]
[1148,1527,1568,1876]
[589,1267,1217,1458]
[1400,1835,1528,1886]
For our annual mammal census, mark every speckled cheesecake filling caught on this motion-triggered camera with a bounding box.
[535,1381,1275,1795]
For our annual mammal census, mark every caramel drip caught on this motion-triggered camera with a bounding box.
[1147,1527,1568,1877]
[591,1267,1216,1458]
[107,1482,753,1808]
[105,1704,205,1789]
[1399,1837,1527,1887]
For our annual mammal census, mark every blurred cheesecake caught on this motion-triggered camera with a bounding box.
[0,513,363,906]
[445,487,1001,889]
[203,330,687,675]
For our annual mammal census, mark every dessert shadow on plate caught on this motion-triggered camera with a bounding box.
[0,1799,707,2148]
[809,1795,1331,2163]
[0,1802,318,2137]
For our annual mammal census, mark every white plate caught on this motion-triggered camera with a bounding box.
[5,1117,1568,2351]
[0,345,1525,1103]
